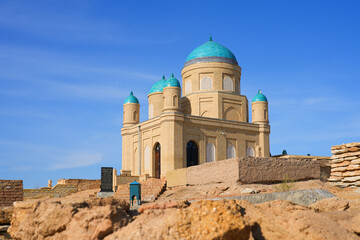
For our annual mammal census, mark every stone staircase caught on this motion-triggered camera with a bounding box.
[114,178,167,203]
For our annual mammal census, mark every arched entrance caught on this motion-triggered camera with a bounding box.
[186,141,198,167]
[154,143,161,178]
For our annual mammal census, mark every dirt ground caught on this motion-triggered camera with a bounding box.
[156,180,360,202]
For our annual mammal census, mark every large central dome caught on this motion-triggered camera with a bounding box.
[184,37,238,67]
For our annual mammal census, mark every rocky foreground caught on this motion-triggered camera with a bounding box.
[3,193,360,240]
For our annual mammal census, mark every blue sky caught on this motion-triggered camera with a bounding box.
[1,0,359,188]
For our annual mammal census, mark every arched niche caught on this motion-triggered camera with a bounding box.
[186,141,198,167]
[224,107,240,121]
[206,143,215,162]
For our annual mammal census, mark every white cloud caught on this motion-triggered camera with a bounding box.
[49,152,102,170]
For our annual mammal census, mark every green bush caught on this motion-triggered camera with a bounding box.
[275,176,295,192]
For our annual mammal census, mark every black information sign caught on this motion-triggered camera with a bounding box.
[101,167,113,192]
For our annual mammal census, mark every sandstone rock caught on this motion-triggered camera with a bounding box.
[0,207,12,225]
[331,148,349,154]
[331,166,347,172]
[333,182,352,187]
[348,147,360,152]
[90,218,113,240]
[343,176,360,182]
[138,201,182,213]
[241,199,359,240]
[344,156,359,161]
[330,171,343,177]
[328,176,343,182]
[310,198,349,212]
[0,225,10,232]
[354,182,360,187]
[207,186,229,196]
[331,158,346,163]
[240,188,257,194]
[343,170,360,177]
[331,160,350,168]
[346,164,360,171]
[331,151,360,160]
[320,202,360,236]
[331,144,346,150]
[8,198,131,240]
[345,142,360,148]
[106,200,251,240]
[351,159,360,164]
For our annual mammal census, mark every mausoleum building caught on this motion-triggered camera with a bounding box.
[121,37,270,178]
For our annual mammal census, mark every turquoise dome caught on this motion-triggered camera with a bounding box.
[185,36,238,67]
[164,74,181,88]
[149,75,167,94]
[124,91,139,104]
[252,90,268,102]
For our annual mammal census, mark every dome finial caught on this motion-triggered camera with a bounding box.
[130,91,133,95]
[258,89,261,94]
[162,75,165,79]
[171,73,174,77]
[209,34,212,41]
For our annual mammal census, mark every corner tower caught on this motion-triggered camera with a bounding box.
[251,90,269,124]
[123,91,140,127]
[148,76,166,119]
[163,74,181,112]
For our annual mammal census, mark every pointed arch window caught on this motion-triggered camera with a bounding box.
[173,95,177,106]
[223,77,234,91]
[227,144,236,159]
[247,147,255,157]
[206,143,215,162]
[149,104,153,119]
[144,145,150,170]
[200,77,212,90]
[185,80,192,94]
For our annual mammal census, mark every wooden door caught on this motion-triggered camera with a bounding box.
[155,143,161,178]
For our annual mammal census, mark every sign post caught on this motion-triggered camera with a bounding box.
[97,167,114,198]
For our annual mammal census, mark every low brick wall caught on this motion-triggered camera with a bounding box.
[57,179,101,191]
[0,180,23,207]
[24,184,78,199]
[116,175,139,185]
[167,157,321,187]
[328,142,360,187]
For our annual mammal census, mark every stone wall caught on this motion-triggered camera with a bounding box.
[239,157,320,184]
[328,142,360,187]
[187,158,239,185]
[167,157,321,187]
[0,180,23,207]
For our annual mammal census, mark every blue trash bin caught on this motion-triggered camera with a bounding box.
[129,181,141,206]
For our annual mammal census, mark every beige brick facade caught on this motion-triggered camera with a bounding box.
[121,39,271,178]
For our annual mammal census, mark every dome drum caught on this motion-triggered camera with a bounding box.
[184,56,238,67]
[181,61,241,96]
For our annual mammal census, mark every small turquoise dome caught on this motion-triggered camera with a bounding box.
[164,74,181,88]
[252,90,268,102]
[185,36,238,67]
[124,91,139,104]
[149,75,167,94]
